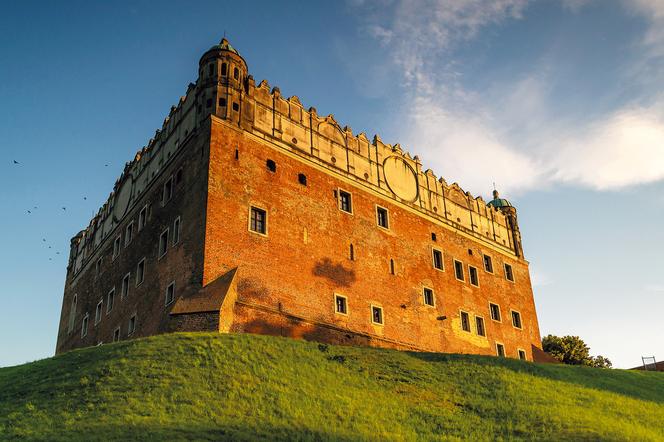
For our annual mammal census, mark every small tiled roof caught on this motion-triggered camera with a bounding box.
[208,38,240,56]
[170,267,238,315]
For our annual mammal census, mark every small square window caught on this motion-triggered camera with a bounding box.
[106,288,115,314]
[460,311,470,332]
[95,301,103,325]
[432,249,444,271]
[423,287,435,307]
[489,303,501,322]
[121,273,130,298]
[483,254,493,273]
[81,314,89,338]
[159,228,169,258]
[454,260,465,282]
[232,102,239,111]
[125,221,134,247]
[469,266,479,287]
[249,206,267,235]
[298,173,307,186]
[475,316,486,337]
[266,159,276,172]
[173,217,181,245]
[165,281,175,306]
[371,305,383,325]
[162,177,173,205]
[113,236,121,259]
[511,310,522,329]
[219,97,227,107]
[128,315,136,335]
[136,259,145,286]
[496,343,506,357]
[335,294,347,315]
[376,206,389,229]
[138,206,147,231]
[504,263,515,282]
[431,232,437,241]
[518,349,527,360]
[338,190,352,213]
[113,327,121,342]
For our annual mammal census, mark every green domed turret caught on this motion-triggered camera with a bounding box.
[208,38,241,56]
[487,189,513,209]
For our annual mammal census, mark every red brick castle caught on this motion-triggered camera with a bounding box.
[56,38,545,361]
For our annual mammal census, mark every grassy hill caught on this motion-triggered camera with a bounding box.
[1,333,662,441]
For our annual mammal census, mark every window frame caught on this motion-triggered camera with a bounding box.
[337,188,353,214]
[165,281,175,306]
[375,205,390,230]
[95,300,103,325]
[460,310,471,332]
[112,235,121,260]
[423,286,435,307]
[475,315,486,337]
[482,253,494,274]
[173,216,181,245]
[518,349,527,360]
[125,221,134,247]
[496,342,506,357]
[121,272,130,298]
[158,227,169,259]
[81,313,89,338]
[128,314,137,336]
[504,263,515,282]
[334,293,348,316]
[136,258,146,287]
[489,302,502,323]
[106,287,115,314]
[162,176,174,205]
[371,304,384,325]
[469,265,480,287]
[248,205,268,237]
[454,259,465,282]
[113,326,121,342]
[511,309,523,330]
[138,205,148,231]
[432,248,444,271]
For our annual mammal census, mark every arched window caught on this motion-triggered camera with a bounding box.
[68,295,77,333]
[221,63,227,76]
[233,67,239,80]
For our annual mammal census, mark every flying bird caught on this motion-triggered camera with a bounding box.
[27,210,31,214]
[105,164,109,167]
[49,246,52,249]
[13,160,19,164]
[83,196,87,200]
[42,238,46,242]
[56,252,60,255]
[62,207,66,211]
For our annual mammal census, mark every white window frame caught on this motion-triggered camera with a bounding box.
[106,288,115,314]
[504,263,515,282]
[337,188,353,214]
[482,253,494,274]
[128,314,137,335]
[334,293,348,316]
[95,300,103,325]
[81,313,89,338]
[125,221,134,247]
[165,281,175,306]
[173,216,181,245]
[469,265,480,287]
[375,205,390,230]
[248,205,268,237]
[121,273,130,298]
[371,304,384,325]
[511,309,523,330]
[138,205,148,231]
[453,259,465,282]
[459,310,471,332]
[496,342,506,357]
[432,248,444,271]
[113,326,121,342]
[489,302,502,323]
[159,228,169,259]
[113,235,121,259]
[162,176,174,205]
[136,258,146,287]
[423,286,435,307]
[475,315,486,337]
[518,348,527,360]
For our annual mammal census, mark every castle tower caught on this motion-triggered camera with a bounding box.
[196,38,253,128]
[488,189,524,258]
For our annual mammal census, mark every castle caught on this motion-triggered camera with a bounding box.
[56,38,545,361]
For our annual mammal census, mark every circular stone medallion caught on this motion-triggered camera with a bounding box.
[383,156,418,202]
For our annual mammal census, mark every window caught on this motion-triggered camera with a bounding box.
[376,206,389,229]
[106,288,115,314]
[208,63,214,77]
[173,217,181,245]
[95,258,102,276]
[113,327,121,342]
[81,314,89,338]
[138,205,147,231]
[338,190,352,213]
[159,228,169,258]
[136,258,145,286]
[266,159,276,172]
[165,281,175,306]
[431,232,437,241]
[233,67,239,79]
[162,176,173,205]
[249,206,267,235]
[475,316,486,337]
[68,295,77,333]
[432,249,444,271]
[423,287,435,307]
[469,266,479,287]
[95,301,103,325]
[221,63,227,76]
[349,243,354,261]
[483,254,493,273]
[128,314,136,335]
[371,305,383,325]
[454,260,465,282]
[489,303,501,322]
[125,221,134,246]
[518,349,527,360]
[511,310,522,329]
[219,97,227,107]
[298,173,307,186]
[334,294,347,315]
[389,259,395,275]
[460,311,471,332]
[232,102,239,112]
[496,343,506,357]
[504,263,514,282]
[121,273,130,298]
[113,236,121,259]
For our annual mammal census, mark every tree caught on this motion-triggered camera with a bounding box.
[542,335,612,368]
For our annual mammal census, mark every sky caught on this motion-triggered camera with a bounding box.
[1,0,663,369]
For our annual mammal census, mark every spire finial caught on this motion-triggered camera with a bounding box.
[492,183,499,200]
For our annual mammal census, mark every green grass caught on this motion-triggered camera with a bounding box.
[1,333,662,441]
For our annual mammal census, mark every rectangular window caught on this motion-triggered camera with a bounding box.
[423,287,435,307]
[489,303,501,322]
[496,343,506,357]
[125,221,134,247]
[511,310,522,329]
[128,314,136,335]
[113,327,121,342]
[106,288,115,314]
[159,228,169,258]
[475,316,486,337]
[136,258,145,286]
[249,206,267,235]
[165,281,175,306]
[95,301,103,325]
[162,176,173,205]
[334,294,348,315]
[338,190,352,213]
[371,305,383,325]
[454,260,465,282]
[113,236,121,259]
[138,205,147,231]
[121,273,130,298]
[81,314,89,338]
[518,349,527,360]
[469,266,479,287]
[483,254,494,273]
[376,206,389,229]
[173,217,181,245]
[504,263,515,282]
[432,249,444,271]
[460,311,471,332]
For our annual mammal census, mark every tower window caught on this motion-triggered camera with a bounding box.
[496,343,506,357]
[371,305,383,325]
[298,173,307,185]
[376,206,389,229]
[159,228,169,258]
[389,259,395,275]
[431,232,437,241]
[125,221,134,247]
[234,67,239,79]
[338,190,352,213]
[349,243,354,261]
[95,300,103,325]
[138,205,147,231]
[81,314,89,338]
[483,254,494,273]
[511,310,522,329]
[121,273,130,298]
[113,236,121,259]
[460,311,470,332]
[128,314,136,335]
[219,97,227,107]
[162,176,174,205]
[475,316,486,337]
[173,217,181,245]
[432,249,444,271]
[454,260,465,282]
[504,263,515,282]
[221,63,227,76]
[165,281,175,306]
[489,303,501,322]
[266,159,276,172]
[232,102,239,111]
[335,294,348,315]
[423,287,435,307]
[113,327,121,342]
[249,206,267,235]
[136,258,145,286]
[106,288,115,314]
[208,63,214,77]
[518,349,527,360]
[469,266,479,287]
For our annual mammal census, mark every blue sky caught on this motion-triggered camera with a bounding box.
[1,0,662,369]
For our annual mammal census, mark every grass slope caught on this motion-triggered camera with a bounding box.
[1,333,663,441]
